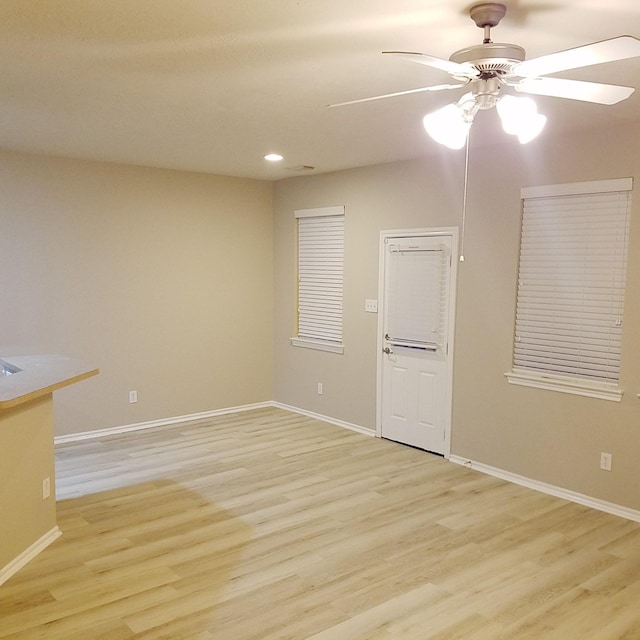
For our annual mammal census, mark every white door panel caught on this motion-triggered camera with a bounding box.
[418,370,437,428]
[390,365,408,420]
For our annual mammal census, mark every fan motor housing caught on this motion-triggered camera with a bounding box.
[450,42,526,77]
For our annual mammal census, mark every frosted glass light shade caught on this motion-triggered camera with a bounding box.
[423,103,471,150]
[497,95,546,144]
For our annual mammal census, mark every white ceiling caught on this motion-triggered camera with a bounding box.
[1,1,639,180]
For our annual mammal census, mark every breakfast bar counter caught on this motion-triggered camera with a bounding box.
[0,355,98,585]
[0,354,98,410]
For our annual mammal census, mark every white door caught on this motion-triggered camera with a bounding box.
[378,230,457,454]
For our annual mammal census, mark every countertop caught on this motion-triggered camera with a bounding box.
[0,355,99,410]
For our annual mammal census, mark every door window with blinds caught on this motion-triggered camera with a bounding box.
[385,240,450,351]
[506,178,632,401]
[291,206,344,354]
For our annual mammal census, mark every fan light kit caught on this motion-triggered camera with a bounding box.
[331,2,640,149]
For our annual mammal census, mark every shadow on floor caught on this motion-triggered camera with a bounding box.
[0,479,252,639]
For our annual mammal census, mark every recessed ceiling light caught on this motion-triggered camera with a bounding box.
[264,153,284,162]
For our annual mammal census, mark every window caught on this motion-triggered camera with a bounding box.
[506,178,632,401]
[385,239,450,350]
[291,206,344,354]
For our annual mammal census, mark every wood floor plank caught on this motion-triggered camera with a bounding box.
[2,406,640,639]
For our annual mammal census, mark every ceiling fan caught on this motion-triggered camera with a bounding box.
[331,3,640,148]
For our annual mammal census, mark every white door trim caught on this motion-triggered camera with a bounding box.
[376,227,459,457]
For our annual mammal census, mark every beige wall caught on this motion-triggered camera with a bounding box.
[273,158,465,428]
[0,150,274,436]
[273,121,640,511]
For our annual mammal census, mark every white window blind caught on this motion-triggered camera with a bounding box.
[292,206,344,353]
[508,178,632,399]
[385,242,449,348]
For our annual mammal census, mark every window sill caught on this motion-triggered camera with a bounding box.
[505,370,623,402]
[290,337,344,355]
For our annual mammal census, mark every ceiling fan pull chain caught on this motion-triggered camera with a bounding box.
[459,133,471,263]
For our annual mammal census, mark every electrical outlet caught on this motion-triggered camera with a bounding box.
[42,477,50,500]
[317,382,323,395]
[129,390,138,404]
[600,452,612,471]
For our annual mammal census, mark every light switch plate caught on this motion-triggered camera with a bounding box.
[365,299,378,313]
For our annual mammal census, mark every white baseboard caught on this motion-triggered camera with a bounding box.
[54,402,376,444]
[54,402,272,444]
[55,401,375,445]
[0,526,62,587]
[448,455,640,523]
[271,402,376,437]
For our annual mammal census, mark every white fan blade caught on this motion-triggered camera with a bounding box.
[513,35,640,78]
[383,51,480,79]
[515,77,635,105]
[328,83,466,108]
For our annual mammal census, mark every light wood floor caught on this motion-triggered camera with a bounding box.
[2,407,640,639]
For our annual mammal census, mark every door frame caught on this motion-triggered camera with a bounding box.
[376,227,460,457]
